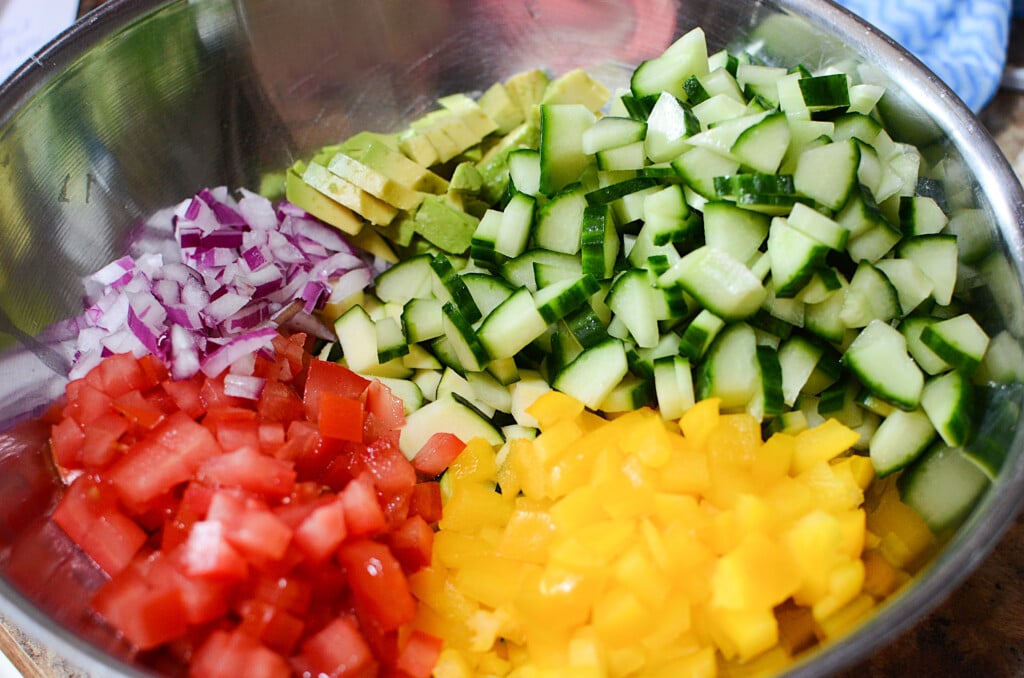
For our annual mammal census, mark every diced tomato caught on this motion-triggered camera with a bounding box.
[95,351,153,398]
[137,352,170,386]
[303,359,370,423]
[198,447,297,499]
[319,391,365,442]
[340,473,387,538]
[190,629,291,678]
[411,431,466,477]
[408,481,443,524]
[272,331,309,381]
[395,630,444,678]
[387,514,434,574]
[49,416,83,469]
[91,555,190,650]
[275,420,321,465]
[199,374,247,410]
[179,519,249,581]
[111,389,166,430]
[80,410,130,468]
[145,550,229,625]
[161,376,206,419]
[258,422,286,454]
[106,411,222,508]
[67,381,113,426]
[211,420,262,454]
[249,573,313,615]
[364,380,405,443]
[206,490,293,563]
[354,439,416,527]
[237,598,305,656]
[293,495,347,562]
[298,616,375,678]
[258,379,305,424]
[51,475,147,577]
[337,539,417,632]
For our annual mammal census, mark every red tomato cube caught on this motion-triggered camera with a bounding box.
[190,629,291,678]
[396,629,444,678]
[298,616,375,678]
[411,432,466,477]
[293,496,347,562]
[337,539,416,632]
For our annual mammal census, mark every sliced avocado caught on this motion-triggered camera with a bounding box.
[377,211,419,248]
[285,163,365,235]
[301,161,398,226]
[505,69,550,120]
[258,170,286,201]
[438,93,499,139]
[327,153,423,210]
[349,226,399,264]
[476,121,542,204]
[413,194,479,254]
[338,131,400,154]
[448,162,483,194]
[398,130,441,169]
[357,141,448,193]
[478,82,524,135]
[542,68,611,113]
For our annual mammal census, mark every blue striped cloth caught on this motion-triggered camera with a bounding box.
[835,0,1012,111]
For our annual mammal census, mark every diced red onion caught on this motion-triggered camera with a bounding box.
[70,187,377,380]
[223,373,265,400]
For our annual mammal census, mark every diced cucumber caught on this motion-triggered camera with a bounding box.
[839,261,899,328]
[496,192,536,259]
[470,209,505,268]
[437,368,496,418]
[334,304,379,373]
[843,319,924,410]
[896,234,958,306]
[797,73,850,111]
[399,393,503,459]
[873,258,934,316]
[461,272,515,318]
[600,374,655,413]
[919,313,990,376]
[793,139,860,210]
[899,195,948,236]
[441,302,489,371]
[539,103,596,195]
[630,27,709,100]
[606,269,661,348]
[752,344,785,418]
[671,147,741,199]
[900,316,952,376]
[374,253,434,304]
[777,334,825,407]
[401,298,444,343]
[508,149,542,195]
[552,338,629,409]
[898,442,989,533]
[375,316,409,363]
[702,201,770,265]
[533,184,587,254]
[767,216,829,298]
[580,204,620,280]
[658,246,766,320]
[500,249,582,291]
[653,355,696,420]
[678,309,725,360]
[869,408,936,477]
[374,376,426,416]
[920,370,974,447]
[644,92,700,162]
[535,274,601,323]
[786,202,849,251]
[730,111,791,174]
[477,287,549,361]
[962,382,1024,478]
[696,322,759,410]
[430,254,481,322]
[582,116,647,153]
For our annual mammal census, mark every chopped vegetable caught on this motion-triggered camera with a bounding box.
[48,334,443,676]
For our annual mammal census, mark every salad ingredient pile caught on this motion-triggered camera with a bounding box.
[21,20,1024,678]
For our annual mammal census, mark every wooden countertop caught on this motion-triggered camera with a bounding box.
[3,4,1024,677]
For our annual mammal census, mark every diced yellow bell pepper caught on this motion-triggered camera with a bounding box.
[448,436,499,483]
[656,436,711,495]
[645,646,717,678]
[433,647,476,678]
[711,533,799,610]
[549,485,606,532]
[526,390,586,429]
[751,432,795,488]
[613,543,671,608]
[784,511,843,605]
[433,530,497,568]
[797,460,864,514]
[815,592,876,640]
[679,397,721,448]
[452,555,535,609]
[708,605,779,663]
[515,564,603,630]
[549,518,635,569]
[812,558,866,621]
[497,500,557,564]
[440,481,515,533]
[790,418,861,474]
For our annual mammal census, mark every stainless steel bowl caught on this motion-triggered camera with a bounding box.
[1,0,1023,675]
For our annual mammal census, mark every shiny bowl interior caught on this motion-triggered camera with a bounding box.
[1,0,1023,675]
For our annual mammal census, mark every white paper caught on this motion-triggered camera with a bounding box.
[0,651,22,678]
[0,0,80,84]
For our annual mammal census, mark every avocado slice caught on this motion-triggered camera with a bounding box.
[327,153,423,210]
[413,194,479,254]
[301,161,398,226]
[285,163,364,235]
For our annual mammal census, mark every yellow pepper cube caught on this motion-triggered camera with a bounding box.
[549,518,636,569]
[515,564,603,630]
[679,397,721,448]
[656,436,711,495]
[432,647,476,678]
[835,508,867,559]
[613,543,672,608]
[550,485,607,532]
[784,511,843,605]
[568,627,605,670]
[497,502,557,564]
[862,548,906,598]
[866,481,935,569]
[790,418,861,475]
[533,418,586,469]
[708,605,779,663]
[639,588,693,651]
[812,557,866,621]
[526,389,586,428]
[816,592,876,640]
[509,439,549,501]
[832,453,875,490]
[763,476,814,526]
[440,481,515,534]
[433,530,497,568]
[711,533,799,610]
[593,586,654,647]
[452,555,535,609]
[796,460,864,514]
[598,457,659,519]
[448,436,499,483]
[751,432,795,488]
